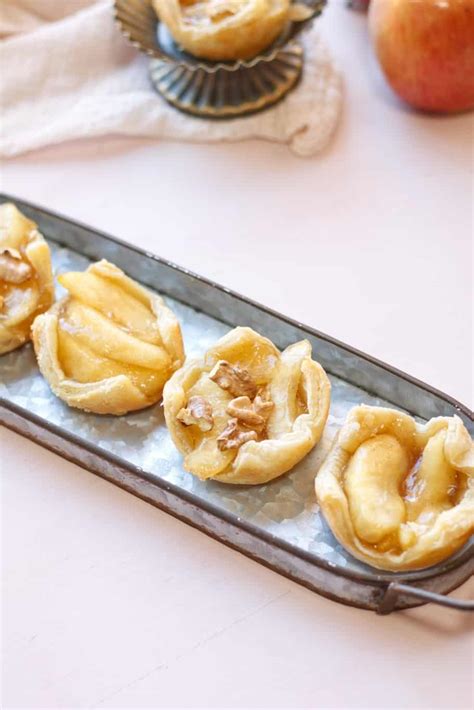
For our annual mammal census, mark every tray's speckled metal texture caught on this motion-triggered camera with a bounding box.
[1,194,473,613]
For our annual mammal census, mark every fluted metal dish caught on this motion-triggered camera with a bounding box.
[114,0,326,117]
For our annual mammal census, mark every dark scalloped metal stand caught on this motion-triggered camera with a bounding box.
[114,0,325,118]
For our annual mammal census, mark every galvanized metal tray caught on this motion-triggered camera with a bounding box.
[1,193,473,614]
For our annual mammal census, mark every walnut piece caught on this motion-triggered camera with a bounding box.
[177,395,214,432]
[0,249,32,284]
[217,418,258,451]
[226,395,274,431]
[209,360,257,399]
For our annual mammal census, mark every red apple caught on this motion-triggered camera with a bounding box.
[369,0,474,113]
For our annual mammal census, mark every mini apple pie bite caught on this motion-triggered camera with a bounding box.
[163,326,331,484]
[152,0,312,62]
[0,203,54,356]
[32,260,185,415]
[315,405,474,571]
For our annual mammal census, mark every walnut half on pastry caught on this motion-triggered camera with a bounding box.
[32,259,185,415]
[163,326,331,485]
[315,405,474,571]
[0,203,54,355]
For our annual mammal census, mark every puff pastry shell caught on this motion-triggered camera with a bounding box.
[0,203,54,355]
[32,259,185,415]
[163,326,331,484]
[315,405,474,571]
[153,0,293,61]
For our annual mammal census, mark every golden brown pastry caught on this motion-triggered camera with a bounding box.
[32,259,185,415]
[0,203,54,355]
[315,405,474,571]
[153,0,312,61]
[163,326,331,484]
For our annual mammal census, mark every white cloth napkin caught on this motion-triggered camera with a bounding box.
[0,0,342,158]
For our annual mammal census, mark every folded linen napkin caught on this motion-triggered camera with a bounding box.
[0,0,342,158]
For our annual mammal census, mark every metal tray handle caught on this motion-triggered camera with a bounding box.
[377,582,474,615]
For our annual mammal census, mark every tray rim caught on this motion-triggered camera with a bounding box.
[0,192,473,590]
[3,402,473,614]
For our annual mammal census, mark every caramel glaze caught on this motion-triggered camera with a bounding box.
[346,432,466,555]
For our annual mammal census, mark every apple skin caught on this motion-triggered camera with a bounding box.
[369,0,474,113]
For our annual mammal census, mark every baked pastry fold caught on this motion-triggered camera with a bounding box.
[0,203,54,355]
[163,326,331,484]
[153,0,308,61]
[32,259,185,415]
[315,405,474,571]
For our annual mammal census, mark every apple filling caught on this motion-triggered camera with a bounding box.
[316,405,474,570]
[0,203,54,355]
[175,362,275,478]
[32,259,184,415]
[163,326,331,485]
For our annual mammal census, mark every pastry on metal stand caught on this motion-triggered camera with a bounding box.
[114,0,325,117]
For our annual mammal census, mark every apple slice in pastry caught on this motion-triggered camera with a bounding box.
[315,405,474,571]
[32,259,185,415]
[0,203,54,355]
[163,326,331,484]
